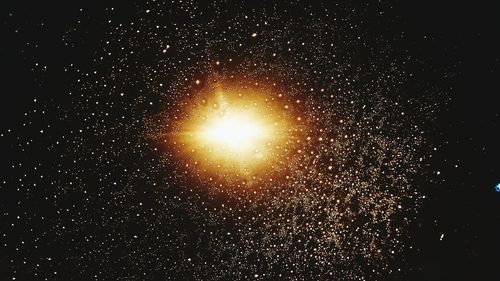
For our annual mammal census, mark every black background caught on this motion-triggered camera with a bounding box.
[1,1,499,280]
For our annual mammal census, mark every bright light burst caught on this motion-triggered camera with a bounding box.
[198,107,269,155]
[174,84,295,179]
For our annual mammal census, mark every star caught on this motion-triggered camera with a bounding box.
[173,80,296,179]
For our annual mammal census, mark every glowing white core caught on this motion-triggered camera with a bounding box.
[199,111,267,154]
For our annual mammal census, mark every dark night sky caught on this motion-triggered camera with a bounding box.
[1,1,499,280]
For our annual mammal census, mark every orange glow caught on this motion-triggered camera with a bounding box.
[172,80,297,181]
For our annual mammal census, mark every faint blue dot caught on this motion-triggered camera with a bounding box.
[495,183,500,192]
